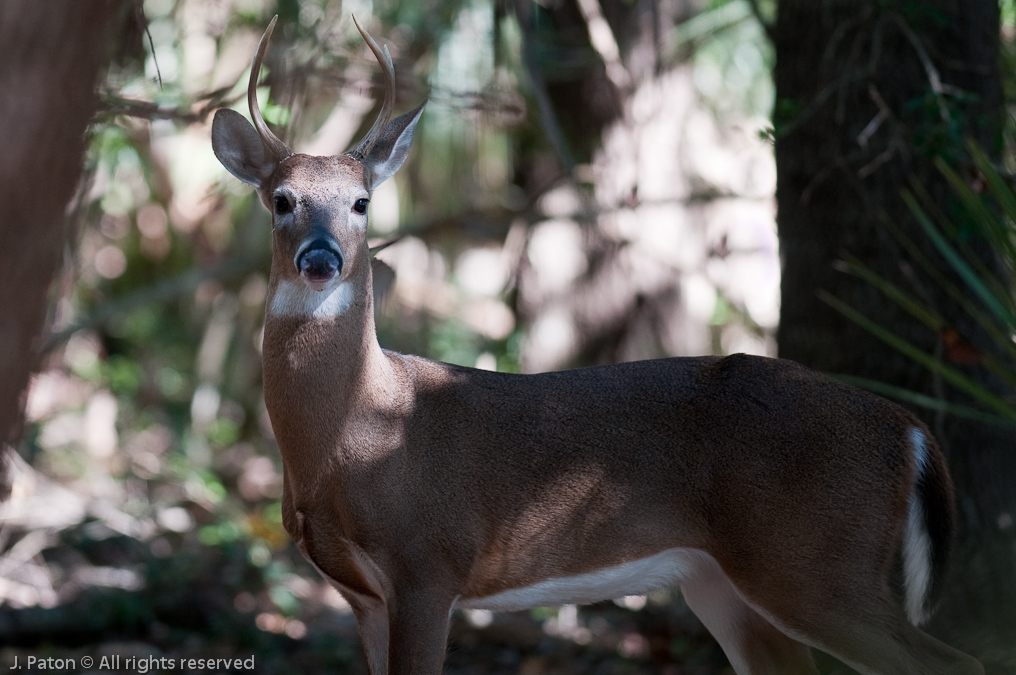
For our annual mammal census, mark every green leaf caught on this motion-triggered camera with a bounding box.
[832,374,1016,429]
[956,146,1016,262]
[878,211,1016,367]
[820,291,1016,424]
[839,255,1016,391]
[904,191,1016,331]
[838,255,944,331]
[931,160,1016,299]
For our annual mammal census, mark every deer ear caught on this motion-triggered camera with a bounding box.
[363,102,425,191]
[212,109,279,189]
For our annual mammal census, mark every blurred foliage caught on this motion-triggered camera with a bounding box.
[0,0,780,671]
[825,144,1016,428]
[809,2,1016,434]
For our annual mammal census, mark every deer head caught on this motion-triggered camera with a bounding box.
[212,16,424,319]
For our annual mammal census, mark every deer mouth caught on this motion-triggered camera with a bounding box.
[297,240,343,290]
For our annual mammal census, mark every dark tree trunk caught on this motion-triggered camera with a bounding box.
[0,0,115,496]
[774,0,1015,669]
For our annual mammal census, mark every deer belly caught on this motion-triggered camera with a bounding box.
[457,547,709,612]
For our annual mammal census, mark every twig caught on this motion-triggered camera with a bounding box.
[857,145,896,179]
[777,68,870,139]
[891,14,964,123]
[133,0,162,90]
[98,97,204,124]
[857,84,892,149]
[820,9,874,73]
[800,165,835,206]
[97,83,240,125]
[892,15,944,95]
[368,236,404,256]
[575,0,632,93]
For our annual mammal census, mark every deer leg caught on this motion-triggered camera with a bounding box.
[801,598,984,675]
[680,557,818,675]
[348,595,389,675]
[678,557,820,675]
[385,590,454,675]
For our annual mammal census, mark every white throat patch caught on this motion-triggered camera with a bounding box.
[269,279,355,319]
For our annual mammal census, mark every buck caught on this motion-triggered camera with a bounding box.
[212,17,983,675]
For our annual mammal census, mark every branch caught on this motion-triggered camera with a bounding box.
[891,14,965,123]
[575,0,632,93]
[98,97,204,124]
[43,256,263,354]
[132,0,162,89]
[778,68,871,139]
[96,81,240,125]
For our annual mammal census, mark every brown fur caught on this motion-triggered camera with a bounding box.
[211,20,983,675]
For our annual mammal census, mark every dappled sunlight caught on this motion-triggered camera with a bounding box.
[521,60,778,372]
[1,0,778,671]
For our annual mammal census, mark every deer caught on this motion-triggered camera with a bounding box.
[211,16,983,675]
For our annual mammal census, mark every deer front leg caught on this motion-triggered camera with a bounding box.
[348,595,389,675]
[385,589,455,675]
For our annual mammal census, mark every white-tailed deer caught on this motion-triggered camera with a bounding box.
[212,17,983,675]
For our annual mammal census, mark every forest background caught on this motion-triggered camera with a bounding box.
[0,0,1014,673]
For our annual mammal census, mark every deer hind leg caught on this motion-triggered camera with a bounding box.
[797,593,984,675]
[680,555,818,675]
[723,566,983,675]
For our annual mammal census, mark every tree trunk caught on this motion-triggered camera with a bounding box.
[774,0,1015,669]
[0,0,115,496]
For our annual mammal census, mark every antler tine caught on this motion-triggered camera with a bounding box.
[248,16,293,162]
[350,15,396,161]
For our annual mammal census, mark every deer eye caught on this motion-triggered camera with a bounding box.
[353,198,369,215]
[274,195,292,214]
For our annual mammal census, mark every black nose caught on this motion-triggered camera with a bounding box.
[297,240,343,282]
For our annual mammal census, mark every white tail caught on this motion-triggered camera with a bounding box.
[211,17,983,675]
[903,428,934,625]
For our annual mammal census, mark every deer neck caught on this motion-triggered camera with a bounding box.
[261,255,402,470]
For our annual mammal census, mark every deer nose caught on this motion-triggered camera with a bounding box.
[297,240,343,285]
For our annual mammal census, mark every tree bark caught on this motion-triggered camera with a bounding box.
[0,0,115,496]
[774,0,1015,669]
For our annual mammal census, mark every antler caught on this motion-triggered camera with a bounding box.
[248,16,293,162]
[350,15,396,161]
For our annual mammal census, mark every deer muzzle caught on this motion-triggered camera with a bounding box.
[297,239,343,289]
